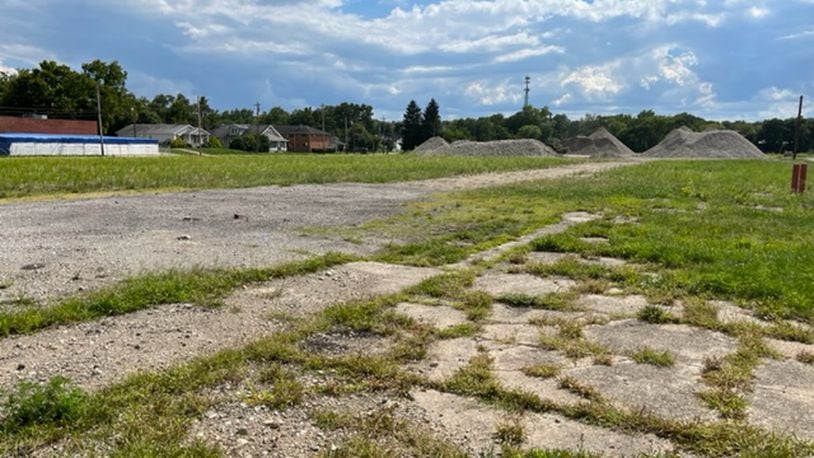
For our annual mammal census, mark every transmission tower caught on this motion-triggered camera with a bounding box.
[524,75,531,108]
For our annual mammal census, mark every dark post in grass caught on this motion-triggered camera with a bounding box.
[793,96,803,161]
[792,163,807,194]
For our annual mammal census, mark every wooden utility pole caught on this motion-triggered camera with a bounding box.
[793,96,804,160]
[197,96,203,154]
[255,102,261,154]
[96,82,105,157]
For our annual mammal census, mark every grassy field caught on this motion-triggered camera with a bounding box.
[361,159,814,321]
[0,154,572,199]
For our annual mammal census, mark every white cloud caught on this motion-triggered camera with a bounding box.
[493,45,564,63]
[778,29,814,40]
[747,6,770,18]
[562,64,624,98]
[465,79,523,106]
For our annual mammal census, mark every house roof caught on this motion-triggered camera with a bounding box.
[274,125,331,136]
[115,124,210,137]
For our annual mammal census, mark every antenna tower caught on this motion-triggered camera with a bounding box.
[524,75,531,108]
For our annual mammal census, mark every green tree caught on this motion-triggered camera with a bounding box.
[401,100,423,151]
[517,124,542,139]
[422,98,442,140]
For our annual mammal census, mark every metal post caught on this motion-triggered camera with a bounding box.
[96,82,105,157]
[793,96,804,160]
[197,96,203,154]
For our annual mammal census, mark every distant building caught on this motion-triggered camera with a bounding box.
[0,115,97,135]
[115,124,210,147]
[211,124,288,152]
[274,125,333,152]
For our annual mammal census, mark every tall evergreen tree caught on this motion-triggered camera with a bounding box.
[422,98,442,142]
[401,100,423,151]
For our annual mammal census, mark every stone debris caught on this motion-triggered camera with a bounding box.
[415,138,558,157]
[643,126,765,158]
[563,127,636,157]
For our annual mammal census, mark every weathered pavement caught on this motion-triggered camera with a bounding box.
[0,161,628,303]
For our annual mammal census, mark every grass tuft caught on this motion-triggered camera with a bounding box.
[631,347,675,367]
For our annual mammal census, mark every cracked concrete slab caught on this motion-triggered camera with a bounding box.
[481,323,544,346]
[414,337,481,383]
[749,360,814,441]
[410,389,678,456]
[394,303,468,330]
[237,262,441,317]
[565,360,718,422]
[474,273,576,297]
[584,320,736,365]
[575,294,648,316]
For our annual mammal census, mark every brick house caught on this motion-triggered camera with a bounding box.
[274,125,333,152]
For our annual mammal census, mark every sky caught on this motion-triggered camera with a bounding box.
[0,0,812,122]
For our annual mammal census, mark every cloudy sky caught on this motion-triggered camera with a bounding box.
[0,0,811,121]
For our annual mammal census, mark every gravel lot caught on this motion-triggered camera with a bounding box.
[0,161,628,303]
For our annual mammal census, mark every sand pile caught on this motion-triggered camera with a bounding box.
[414,136,450,154]
[563,127,635,157]
[416,138,557,157]
[644,127,764,158]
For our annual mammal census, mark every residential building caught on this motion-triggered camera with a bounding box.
[274,125,333,152]
[211,124,288,152]
[115,124,210,147]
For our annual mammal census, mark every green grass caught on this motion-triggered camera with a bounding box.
[631,347,676,367]
[0,155,571,199]
[365,160,814,320]
[0,252,355,338]
[521,364,561,379]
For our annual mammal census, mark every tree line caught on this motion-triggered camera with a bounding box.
[0,59,810,153]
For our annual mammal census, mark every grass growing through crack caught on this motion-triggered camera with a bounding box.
[699,330,778,419]
[631,347,675,367]
[0,252,355,338]
[499,292,579,311]
[521,364,561,379]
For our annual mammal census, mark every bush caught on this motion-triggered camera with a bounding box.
[206,136,223,148]
[169,137,189,149]
[1,377,89,433]
[230,134,270,152]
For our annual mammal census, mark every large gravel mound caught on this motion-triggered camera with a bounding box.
[563,127,635,157]
[644,127,765,158]
[417,138,557,157]
[414,136,450,154]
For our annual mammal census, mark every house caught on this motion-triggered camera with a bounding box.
[0,115,97,135]
[115,124,211,147]
[211,124,288,152]
[274,125,333,152]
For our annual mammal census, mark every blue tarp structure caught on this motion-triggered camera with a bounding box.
[0,133,159,156]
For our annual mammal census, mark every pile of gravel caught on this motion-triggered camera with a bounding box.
[414,136,450,154]
[644,127,765,158]
[416,138,557,157]
[563,127,635,157]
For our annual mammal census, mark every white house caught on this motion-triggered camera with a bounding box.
[115,124,211,147]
